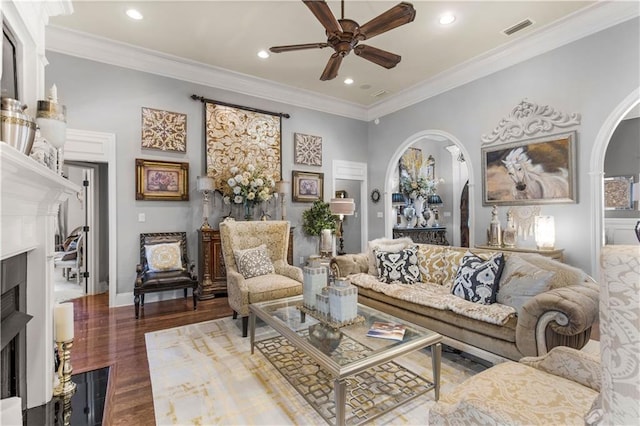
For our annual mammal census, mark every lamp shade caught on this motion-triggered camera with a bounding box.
[391,192,405,206]
[275,180,290,194]
[534,215,555,250]
[329,198,355,216]
[427,194,443,205]
[197,176,215,192]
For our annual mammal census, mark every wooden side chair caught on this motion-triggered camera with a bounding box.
[134,232,198,319]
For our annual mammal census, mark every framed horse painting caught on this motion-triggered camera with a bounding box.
[481,131,577,206]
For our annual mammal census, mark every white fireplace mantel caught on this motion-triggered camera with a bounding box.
[1,144,80,408]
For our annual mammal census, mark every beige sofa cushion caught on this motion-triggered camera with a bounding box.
[416,244,446,285]
[498,255,555,316]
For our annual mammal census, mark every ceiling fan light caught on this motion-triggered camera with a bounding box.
[439,13,456,25]
[257,50,270,59]
[126,9,144,21]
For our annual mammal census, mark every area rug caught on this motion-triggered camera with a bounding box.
[146,314,489,425]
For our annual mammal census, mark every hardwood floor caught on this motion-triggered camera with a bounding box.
[70,293,233,425]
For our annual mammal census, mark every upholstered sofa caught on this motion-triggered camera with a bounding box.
[428,346,601,424]
[330,239,599,362]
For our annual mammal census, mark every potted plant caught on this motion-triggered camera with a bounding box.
[302,200,336,255]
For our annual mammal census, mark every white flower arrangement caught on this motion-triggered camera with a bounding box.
[221,164,275,205]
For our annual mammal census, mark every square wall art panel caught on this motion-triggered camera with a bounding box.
[294,133,322,166]
[141,107,187,152]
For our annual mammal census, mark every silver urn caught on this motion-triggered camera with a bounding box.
[1,97,37,155]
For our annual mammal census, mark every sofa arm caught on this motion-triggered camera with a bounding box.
[516,282,599,357]
[330,253,369,278]
[520,346,601,391]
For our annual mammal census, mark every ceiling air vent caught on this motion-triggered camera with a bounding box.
[502,18,534,36]
[371,89,388,98]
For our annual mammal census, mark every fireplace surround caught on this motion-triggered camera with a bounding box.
[1,144,79,409]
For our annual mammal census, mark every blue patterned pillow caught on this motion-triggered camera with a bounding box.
[375,247,420,284]
[451,251,505,304]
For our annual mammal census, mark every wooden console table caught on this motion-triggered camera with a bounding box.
[393,226,449,245]
[474,245,565,262]
[198,227,294,300]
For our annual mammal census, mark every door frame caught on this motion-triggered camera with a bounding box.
[64,129,117,307]
[332,160,368,252]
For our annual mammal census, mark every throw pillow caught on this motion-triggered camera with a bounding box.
[367,237,414,276]
[145,242,183,272]
[497,255,555,316]
[451,251,505,304]
[234,244,275,279]
[375,247,420,284]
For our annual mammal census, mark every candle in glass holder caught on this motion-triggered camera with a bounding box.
[54,303,74,342]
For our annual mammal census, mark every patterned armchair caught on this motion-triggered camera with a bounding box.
[219,219,303,336]
[134,232,198,319]
[428,346,601,424]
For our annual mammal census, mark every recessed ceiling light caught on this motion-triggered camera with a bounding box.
[439,13,456,25]
[344,78,354,85]
[257,50,270,59]
[126,9,144,20]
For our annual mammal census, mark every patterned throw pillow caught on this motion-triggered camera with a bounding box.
[367,237,414,276]
[145,242,183,272]
[451,251,505,304]
[497,255,555,315]
[234,244,275,279]
[375,247,420,284]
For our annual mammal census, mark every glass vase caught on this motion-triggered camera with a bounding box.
[243,200,255,220]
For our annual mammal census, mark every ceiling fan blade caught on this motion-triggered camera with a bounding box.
[270,42,329,53]
[354,45,401,69]
[359,2,416,40]
[320,53,343,81]
[303,0,342,35]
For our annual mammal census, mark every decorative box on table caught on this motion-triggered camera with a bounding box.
[328,280,358,325]
[303,266,327,310]
[316,287,330,317]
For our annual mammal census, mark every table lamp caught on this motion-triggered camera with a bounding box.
[427,194,443,226]
[197,176,215,229]
[330,198,355,255]
[392,192,405,226]
[534,215,555,250]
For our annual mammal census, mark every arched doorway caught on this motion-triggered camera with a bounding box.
[383,130,474,246]
[589,88,640,279]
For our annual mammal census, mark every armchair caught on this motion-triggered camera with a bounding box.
[428,346,600,425]
[219,219,303,336]
[134,232,198,319]
[54,232,84,284]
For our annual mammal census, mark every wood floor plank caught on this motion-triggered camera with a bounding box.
[69,292,233,424]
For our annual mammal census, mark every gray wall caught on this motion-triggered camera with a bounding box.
[45,52,368,296]
[605,117,640,218]
[366,18,640,274]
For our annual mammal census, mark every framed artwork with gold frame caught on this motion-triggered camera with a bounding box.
[292,171,323,202]
[135,159,189,201]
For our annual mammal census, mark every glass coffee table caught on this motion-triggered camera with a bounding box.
[249,295,442,426]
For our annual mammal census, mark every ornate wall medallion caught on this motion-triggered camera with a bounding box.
[294,133,322,166]
[141,107,187,152]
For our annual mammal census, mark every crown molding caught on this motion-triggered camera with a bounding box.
[45,1,638,123]
[45,26,369,121]
[366,1,639,121]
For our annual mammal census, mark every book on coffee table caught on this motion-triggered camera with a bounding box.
[366,321,406,341]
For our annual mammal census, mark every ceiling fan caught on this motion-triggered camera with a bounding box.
[269,0,416,81]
